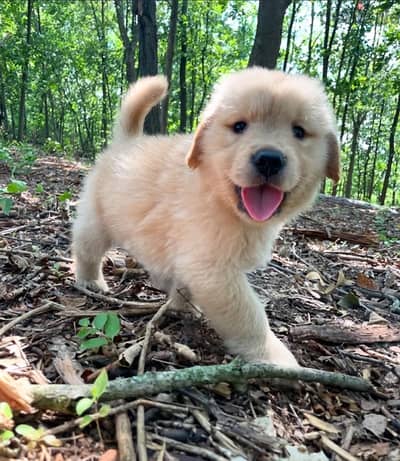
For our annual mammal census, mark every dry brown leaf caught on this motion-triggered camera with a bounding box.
[356,273,378,290]
[0,371,34,412]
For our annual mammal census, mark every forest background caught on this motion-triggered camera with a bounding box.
[0,0,399,207]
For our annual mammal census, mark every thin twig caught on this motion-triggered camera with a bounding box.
[137,299,172,461]
[116,412,136,461]
[71,282,164,309]
[148,433,227,461]
[46,398,189,436]
[0,300,65,336]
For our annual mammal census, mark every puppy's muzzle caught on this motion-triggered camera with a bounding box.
[251,149,286,180]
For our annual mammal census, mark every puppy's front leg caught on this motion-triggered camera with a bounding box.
[189,272,298,367]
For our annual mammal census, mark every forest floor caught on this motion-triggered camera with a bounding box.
[0,154,400,461]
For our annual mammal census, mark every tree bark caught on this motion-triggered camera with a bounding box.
[29,361,378,412]
[379,92,400,205]
[306,1,315,73]
[344,113,364,198]
[17,0,34,141]
[114,0,137,84]
[0,63,9,135]
[322,0,342,84]
[138,0,160,134]
[282,0,298,71]
[160,0,178,134]
[248,0,291,69]
[179,0,188,133]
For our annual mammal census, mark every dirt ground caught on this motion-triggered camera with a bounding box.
[0,155,400,461]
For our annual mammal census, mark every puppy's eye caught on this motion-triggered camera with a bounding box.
[292,125,305,140]
[232,121,247,134]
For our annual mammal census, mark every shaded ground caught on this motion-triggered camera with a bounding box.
[0,155,400,461]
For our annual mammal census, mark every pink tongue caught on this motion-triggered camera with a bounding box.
[241,185,284,222]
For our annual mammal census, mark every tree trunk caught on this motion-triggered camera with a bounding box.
[344,113,364,198]
[114,0,137,84]
[17,0,33,141]
[248,0,291,69]
[179,0,188,133]
[322,0,342,84]
[0,64,9,135]
[282,0,298,71]
[138,0,160,134]
[379,92,400,205]
[306,1,315,73]
[160,0,178,134]
[90,0,109,146]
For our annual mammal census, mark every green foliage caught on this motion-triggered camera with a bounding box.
[77,313,120,351]
[0,402,61,449]
[75,369,111,429]
[0,0,398,205]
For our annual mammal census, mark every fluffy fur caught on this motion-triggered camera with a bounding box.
[72,68,340,366]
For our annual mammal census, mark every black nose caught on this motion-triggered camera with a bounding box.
[251,149,285,179]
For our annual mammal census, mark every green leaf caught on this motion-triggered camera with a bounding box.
[78,318,90,327]
[0,402,13,420]
[0,197,13,215]
[91,368,108,400]
[93,312,108,331]
[6,180,28,194]
[79,415,93,428]
[15,424,43,441]
[80,337,108,351]
[76,397,93,416]
[104,312,120,339]
[58,190,72,202]
[35,183,44,194]
[0,430,14,442]
[98,404,111,418]
[77,326,96,339]
[338,292,360,309]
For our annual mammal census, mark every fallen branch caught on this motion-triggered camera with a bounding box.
[29,360,384,412]
[289,227,379,246]
[291,322,400,344]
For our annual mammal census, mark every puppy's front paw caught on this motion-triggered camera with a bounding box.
[264,333,300,368]
[75,278,109,293]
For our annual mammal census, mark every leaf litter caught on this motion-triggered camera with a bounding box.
[0,155,399,460]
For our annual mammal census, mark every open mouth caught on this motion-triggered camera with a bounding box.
[235,184,285,222]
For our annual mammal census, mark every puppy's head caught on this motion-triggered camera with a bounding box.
[187,67,340,224]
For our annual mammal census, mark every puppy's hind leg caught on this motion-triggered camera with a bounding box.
[72,207,111,292]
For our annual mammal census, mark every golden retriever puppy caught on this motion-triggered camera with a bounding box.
[72,67,340,367]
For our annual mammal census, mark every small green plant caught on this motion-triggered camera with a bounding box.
[0,402,60,450]
[77,312,120,351]
[0,179,28,215]
[35,183,45,194]
[76,369,111,428]
[58,190,73,202]
[0,402,14,444]
[43,138,63,155]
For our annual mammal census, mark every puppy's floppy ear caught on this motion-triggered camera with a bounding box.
[186,120,209,169]
[326,132,340,183]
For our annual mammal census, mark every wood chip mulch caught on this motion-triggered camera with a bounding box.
[0,155,399,461]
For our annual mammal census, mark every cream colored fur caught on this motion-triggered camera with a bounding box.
[72,68,340,366]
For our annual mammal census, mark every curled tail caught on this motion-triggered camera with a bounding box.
[116,75,168,138]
